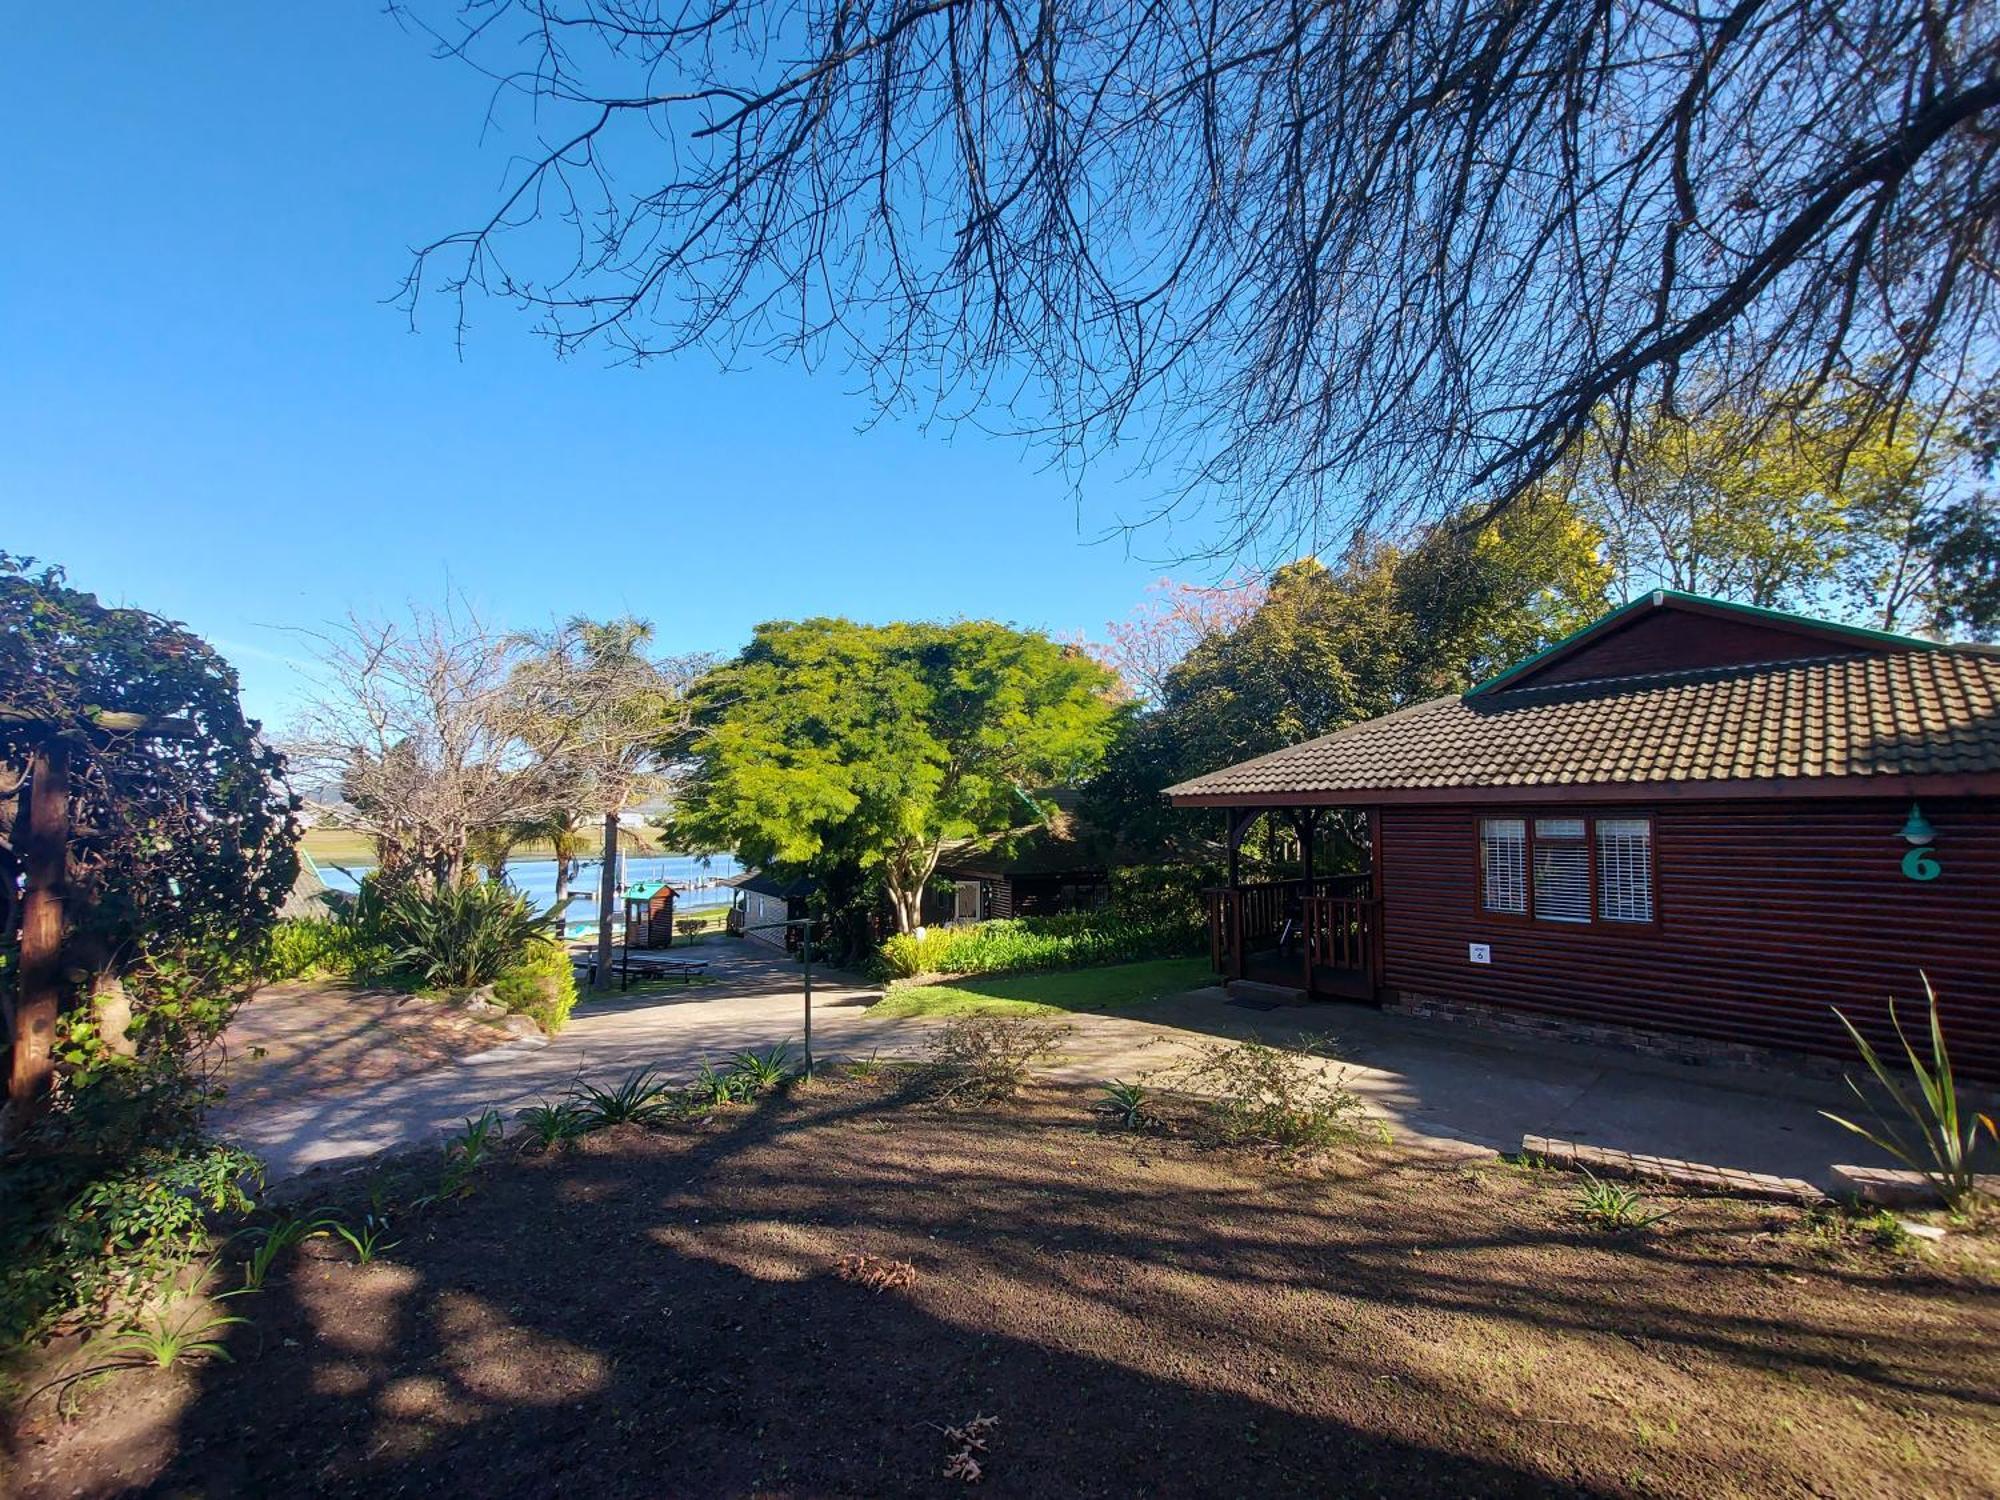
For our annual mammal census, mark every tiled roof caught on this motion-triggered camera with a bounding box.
[1165,649,2000,801]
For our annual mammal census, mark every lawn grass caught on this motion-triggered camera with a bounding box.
[16,1078,1998,1497]
[869,955,1214,1018]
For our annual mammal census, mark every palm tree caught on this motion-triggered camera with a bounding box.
[512,618,701,989]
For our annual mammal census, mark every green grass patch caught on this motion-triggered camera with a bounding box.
[870,957,1214,1019]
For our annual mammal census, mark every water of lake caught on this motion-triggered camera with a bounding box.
[313,852,745,922]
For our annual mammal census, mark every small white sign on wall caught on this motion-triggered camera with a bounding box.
[1468,942,1492,965]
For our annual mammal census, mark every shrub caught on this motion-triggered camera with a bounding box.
[907,1015,1071,1106]
[877,909,1203,982]
[1156,1040,1379,1158]
[1822,976,1996,1213]
[493,939,579,1033]
[1,1064,262,1349]
[378,879,549,989]
[261,917,393,983]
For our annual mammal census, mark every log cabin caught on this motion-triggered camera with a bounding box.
[1165,591,2000,1078]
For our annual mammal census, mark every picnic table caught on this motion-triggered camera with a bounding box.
[579,949,712,992]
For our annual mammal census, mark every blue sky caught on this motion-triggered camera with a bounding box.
[1,6,1193,729]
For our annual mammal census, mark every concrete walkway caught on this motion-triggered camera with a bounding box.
[219,940,1897,1188]
[1036,991,1892,1188]
[215,941,913,1182]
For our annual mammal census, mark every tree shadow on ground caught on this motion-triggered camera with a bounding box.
[13,1080,1998,1498]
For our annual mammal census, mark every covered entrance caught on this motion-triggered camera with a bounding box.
[1202,807,1381,1001]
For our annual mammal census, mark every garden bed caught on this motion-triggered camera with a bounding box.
[9,1079,1999,1497]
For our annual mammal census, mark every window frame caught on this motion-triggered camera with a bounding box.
[1472,810,1658,932]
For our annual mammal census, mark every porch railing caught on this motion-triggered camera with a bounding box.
[1204,875,1373,976]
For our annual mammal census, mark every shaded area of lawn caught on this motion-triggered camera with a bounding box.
[870,956,1216,1018]
[14,1079,1998,1498]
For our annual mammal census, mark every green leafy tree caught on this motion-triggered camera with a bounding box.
[1086,503,1608,859]
[0,555,298,1123]
[1573,383,1996,635]
[669,620,1123,933]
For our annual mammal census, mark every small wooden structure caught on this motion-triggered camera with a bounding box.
[622,880,680,950]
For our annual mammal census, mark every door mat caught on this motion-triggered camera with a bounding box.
[1226,996,1288,1011]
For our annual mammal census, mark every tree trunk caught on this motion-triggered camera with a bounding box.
[593,810,619,992]
[6,738,70,1139]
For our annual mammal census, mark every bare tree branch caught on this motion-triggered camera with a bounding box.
[397,0,2000,561]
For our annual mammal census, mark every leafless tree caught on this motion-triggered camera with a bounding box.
[288,602,557,888]
[396,0,2000,559]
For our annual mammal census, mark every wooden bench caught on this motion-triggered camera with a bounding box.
[579,951,712,992]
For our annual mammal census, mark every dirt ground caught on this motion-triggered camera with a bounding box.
[9,1078,1998,1498]
[212,982,508,1109]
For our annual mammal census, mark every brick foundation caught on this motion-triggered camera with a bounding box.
[1385,989,1850,1081]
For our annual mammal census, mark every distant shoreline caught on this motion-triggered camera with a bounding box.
[299,826,676,867]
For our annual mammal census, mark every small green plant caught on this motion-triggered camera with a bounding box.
[517,1099,591,1150]
[1822,976,1994,1213]
[846,1049,886,1080]
[1571,1169,1673,1231]
[430,1108,506,1200]
[106,1291,250,1369]
[1096,1079,1154,1129]
[726,1043,795,1092]
[327,1211,400,1265]
[568,1069,677,1127]
[1859,1208,1915,1252]
[237,1209,331,1291]
[691,1060,751,1107]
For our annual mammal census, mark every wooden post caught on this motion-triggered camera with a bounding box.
[593,810,619,993]
[8,738,70,1132]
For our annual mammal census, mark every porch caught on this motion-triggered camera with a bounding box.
[1202,807,1382,1002]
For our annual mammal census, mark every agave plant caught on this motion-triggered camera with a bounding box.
[1096,1079,1154,1129]
[726,1043,795,1092]
[237,1209,333,1292]
[517,1099,591,1150]
[1570,1169,1673,1231]
[1823,976,1993,1212]
[108,1293,251,1369]
[567,1069,677,1127]
[378,880,554,989]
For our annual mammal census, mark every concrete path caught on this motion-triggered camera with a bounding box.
[215,941,916,1182]
[219,939,1897,1188]
[1033,991,1892,1188]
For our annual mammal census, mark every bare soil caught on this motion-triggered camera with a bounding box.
[9,1078,1998,1498]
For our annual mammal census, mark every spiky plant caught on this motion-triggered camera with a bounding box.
[1822,976,1994,1213]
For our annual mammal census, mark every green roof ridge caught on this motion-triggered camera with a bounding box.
[1467,589,1945,698]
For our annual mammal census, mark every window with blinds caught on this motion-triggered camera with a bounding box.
[1596,818,1654,922]
[1480,818,1527,914]
[1531,818,1591,923]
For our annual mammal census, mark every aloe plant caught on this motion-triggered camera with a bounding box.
[1823,976,1993,1212]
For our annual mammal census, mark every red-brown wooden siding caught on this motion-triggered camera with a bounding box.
[1377,797,2000,1078]
[1510,609,1870,688]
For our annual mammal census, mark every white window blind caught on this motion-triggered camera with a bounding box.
[1480,819,1527,914]
[1596,818,1654,922]
[1532,818,1591,923]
